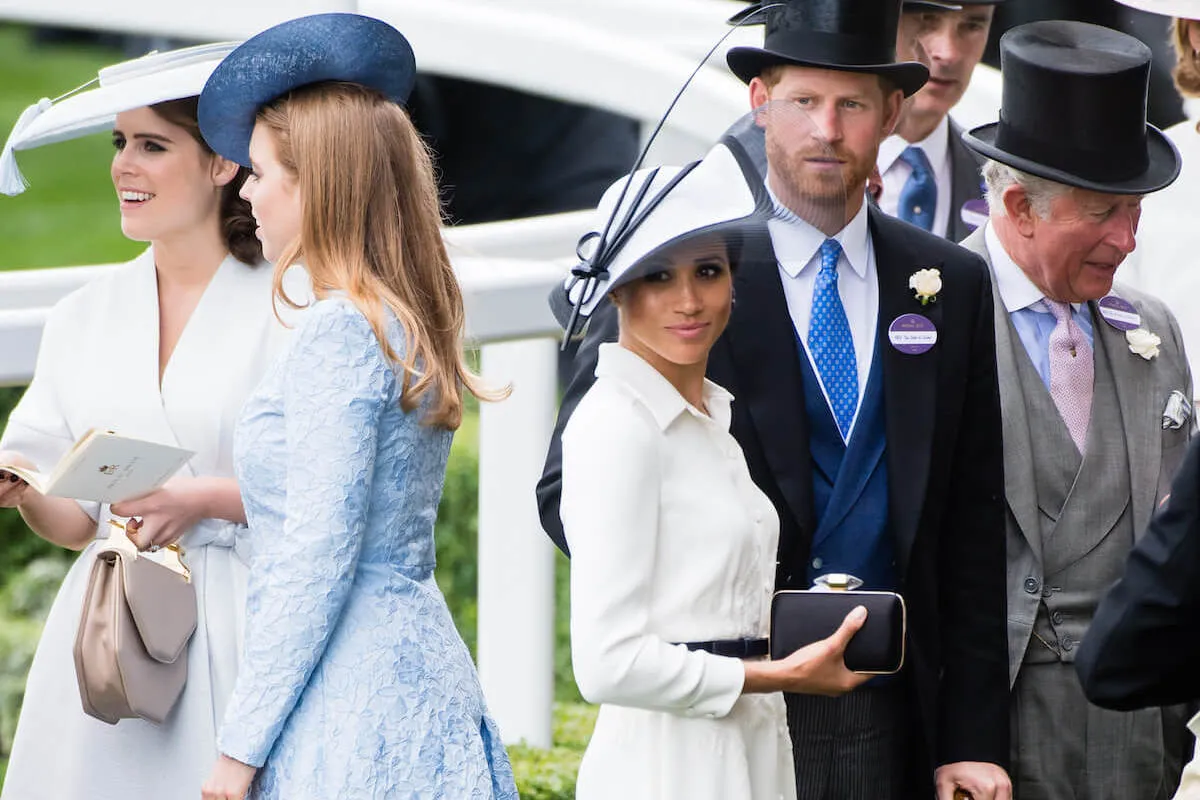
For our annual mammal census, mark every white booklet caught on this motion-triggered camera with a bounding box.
[0,429,194,503]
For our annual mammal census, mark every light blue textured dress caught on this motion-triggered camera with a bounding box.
[219,296,517,799]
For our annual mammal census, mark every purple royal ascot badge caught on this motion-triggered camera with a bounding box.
[1097,295,1141,332]
[889,313,938,355]
[960,198,989,232]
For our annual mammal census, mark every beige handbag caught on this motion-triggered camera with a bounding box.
[73,519,197,725]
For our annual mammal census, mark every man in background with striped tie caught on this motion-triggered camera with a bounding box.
[878,0,1005,240]
[958,19,1192,799]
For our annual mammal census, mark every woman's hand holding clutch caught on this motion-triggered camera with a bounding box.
[743,606,873,696]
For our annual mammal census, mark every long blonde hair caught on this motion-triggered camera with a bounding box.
[260,82,502,429]
[1172,17,1200,99]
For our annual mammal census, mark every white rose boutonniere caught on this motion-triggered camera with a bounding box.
[909,268,942,306]
[1126,327,1161,361]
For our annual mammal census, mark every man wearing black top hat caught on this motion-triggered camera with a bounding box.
[537,1,1011,797]
[877,0,1004,241]
[957,19,1191,798]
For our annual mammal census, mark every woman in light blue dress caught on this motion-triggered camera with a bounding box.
[197,14,516,800]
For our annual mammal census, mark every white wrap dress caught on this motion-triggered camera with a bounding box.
[0,249,295,800]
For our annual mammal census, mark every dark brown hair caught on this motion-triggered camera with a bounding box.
[150,97,263,266]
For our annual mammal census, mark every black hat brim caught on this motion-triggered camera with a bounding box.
[726,47,930,97]
[198,13,416,167]
[962,122,1182,195]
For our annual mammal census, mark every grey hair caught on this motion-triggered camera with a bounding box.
[983,160,1071,218]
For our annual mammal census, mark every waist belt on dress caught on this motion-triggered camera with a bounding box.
[677,637,768,658]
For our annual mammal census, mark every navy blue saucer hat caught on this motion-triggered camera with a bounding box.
[198,13,416,167]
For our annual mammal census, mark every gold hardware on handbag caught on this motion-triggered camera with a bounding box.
[72,519,197,725]
[769,573,907,675]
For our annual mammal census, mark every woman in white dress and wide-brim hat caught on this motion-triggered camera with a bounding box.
[557,106,879,798]
[0,43,301,799]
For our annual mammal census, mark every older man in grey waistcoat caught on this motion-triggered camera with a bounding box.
[957,20,1193,799]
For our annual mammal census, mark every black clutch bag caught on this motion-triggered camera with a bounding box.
[769,575,907,675]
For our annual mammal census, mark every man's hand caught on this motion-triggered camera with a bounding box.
[935,761,1012,800]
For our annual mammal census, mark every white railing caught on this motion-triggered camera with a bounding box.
[0,0,1006,752]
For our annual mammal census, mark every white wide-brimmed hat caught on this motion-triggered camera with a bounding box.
[0,41,236,196]
[564,142,761,324]
[1114,0,1200,19]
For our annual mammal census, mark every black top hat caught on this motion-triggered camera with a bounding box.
[726,0,929,96]
[962,20,1180,195]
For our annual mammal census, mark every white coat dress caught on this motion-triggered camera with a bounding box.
[561,344,796,800]
[0,249,294,800]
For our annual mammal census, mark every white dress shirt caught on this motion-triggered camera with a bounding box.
[561,343,795,799]
[767,190,879,439]
[878,116,953,238]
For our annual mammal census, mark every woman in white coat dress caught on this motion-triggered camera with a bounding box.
[558,145,873,800]
[0,47,296,800]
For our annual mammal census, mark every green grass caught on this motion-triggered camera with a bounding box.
[0,25,141,270]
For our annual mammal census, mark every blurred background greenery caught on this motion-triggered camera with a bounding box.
[0,23,589,796]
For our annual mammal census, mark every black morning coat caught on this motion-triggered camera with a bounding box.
[537,129,1011,792]
[1077,435,1200,712]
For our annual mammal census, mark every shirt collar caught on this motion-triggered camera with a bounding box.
[766,179,871,280]
[984,221,1083,314]
[877,116,951,175]
[594,343,733,431]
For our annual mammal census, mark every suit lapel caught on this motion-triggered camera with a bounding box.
[1092,299,1160,536]
[723,231,817,537]
[872,210,940,572]
[961,229,1043,560]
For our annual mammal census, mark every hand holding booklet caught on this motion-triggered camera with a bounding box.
[0,429,193,504]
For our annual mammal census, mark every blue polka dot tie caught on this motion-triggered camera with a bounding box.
[898,145,936,232]
[809,239,858,438]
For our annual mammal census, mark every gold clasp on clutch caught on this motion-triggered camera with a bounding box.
[106,518,192,583]
[812,573,864,592]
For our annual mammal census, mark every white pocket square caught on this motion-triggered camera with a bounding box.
[1163,389,1193,431]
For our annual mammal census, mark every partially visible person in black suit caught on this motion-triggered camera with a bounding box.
[408,76,640,225]
[1077,435,1200,711]
[876,0,1005,242]
[537,0,1011,797]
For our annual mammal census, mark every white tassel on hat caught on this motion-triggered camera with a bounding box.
[0,98,53,197]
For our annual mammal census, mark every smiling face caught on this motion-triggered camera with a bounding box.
[897,5,994,135]
[750,66,902,223]
[613,236,734,379]
[240,122,303,264]
[1016,188,1143,303]
[111,106,232,243]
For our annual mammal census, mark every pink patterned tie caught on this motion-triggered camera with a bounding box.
[1046,300,1094,453]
